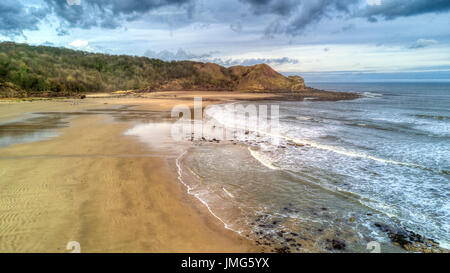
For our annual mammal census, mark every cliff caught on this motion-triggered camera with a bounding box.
[152,62,305,92]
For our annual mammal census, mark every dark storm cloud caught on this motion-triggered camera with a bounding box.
[240,0,450,36]
[3,0,450,38]
[408,39,438,49]
[44,0,193,31]
[364,0,450,20]
[240,0,360,36]
[0,1,48,37]
[0,0,193,36]
[241,0,296,16]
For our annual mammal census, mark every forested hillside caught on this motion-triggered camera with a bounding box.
[0,42,305,98]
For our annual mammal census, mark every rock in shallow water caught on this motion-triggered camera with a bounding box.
[324,239,346,251]
[374,222,448,253]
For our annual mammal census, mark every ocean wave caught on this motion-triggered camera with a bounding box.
[207,104,447,175]
[285,115,320,122]
[222,187,235,198]
[296,116,321,122]
[344,122,399,131]
[248,148,281,170]
[281,134,448,175]
[175,151,242,234]
[362,92,383,98]
[415,114,450,121]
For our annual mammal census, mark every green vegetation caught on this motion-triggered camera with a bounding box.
[0,42,305,98]
[0,42,204,97]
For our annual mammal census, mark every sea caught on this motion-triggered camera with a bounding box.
[176,82,450,252]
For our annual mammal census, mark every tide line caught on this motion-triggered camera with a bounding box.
[175,151,242,234]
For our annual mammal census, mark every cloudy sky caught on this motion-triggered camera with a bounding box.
[2,0,450,81]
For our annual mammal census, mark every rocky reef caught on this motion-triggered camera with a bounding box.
[374,223,448,253]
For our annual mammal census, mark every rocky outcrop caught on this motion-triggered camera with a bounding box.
[287,76,306,91]
[374,223,449,253]
[231,64,305,92]
[151,63,307,92]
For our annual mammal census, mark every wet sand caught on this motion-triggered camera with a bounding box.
[0,91,278,253]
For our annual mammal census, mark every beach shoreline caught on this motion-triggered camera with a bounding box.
[1,91,302,253]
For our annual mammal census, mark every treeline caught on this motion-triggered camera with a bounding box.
[0,42,220,97]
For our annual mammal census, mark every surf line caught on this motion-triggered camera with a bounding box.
[208,107,444,174]
[272,129,443,174]
[248,147,280,170]
[280,134,446,174]
[175,151,242,234]
[222,187,235,198]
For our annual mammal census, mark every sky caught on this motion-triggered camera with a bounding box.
[1,0,450,82]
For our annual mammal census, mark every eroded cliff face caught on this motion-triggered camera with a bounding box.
[287,76,306,91]
[232,64,305,92]
[153,63,306,92]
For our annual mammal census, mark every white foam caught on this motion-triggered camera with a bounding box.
[362,92,383,98]
[248,148,280,170]
[222,187,234,198]
[175,151,242,234]
[208,104,426,170]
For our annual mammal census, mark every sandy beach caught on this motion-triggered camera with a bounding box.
[0,91,278,253]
